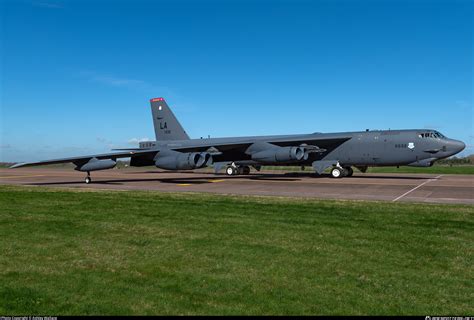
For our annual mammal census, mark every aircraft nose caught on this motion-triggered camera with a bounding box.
[447,139,465,155]
[456,140,466,152]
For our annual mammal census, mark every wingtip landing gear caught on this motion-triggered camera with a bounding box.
[85,172,92,184]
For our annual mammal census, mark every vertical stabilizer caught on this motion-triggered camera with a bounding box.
[150,98,190,141]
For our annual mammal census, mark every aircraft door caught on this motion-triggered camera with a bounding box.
[371,133,385,165]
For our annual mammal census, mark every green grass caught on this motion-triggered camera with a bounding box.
[0,186,473,315]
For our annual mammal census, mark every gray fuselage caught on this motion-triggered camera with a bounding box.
[140,129,465,168]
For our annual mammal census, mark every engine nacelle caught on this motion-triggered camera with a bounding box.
[75,158,116,172]
[251,146,306,163]
[155,151,211,170]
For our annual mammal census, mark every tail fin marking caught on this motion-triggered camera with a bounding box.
[150,98,190,141]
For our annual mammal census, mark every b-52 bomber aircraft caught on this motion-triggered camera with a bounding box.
[12,97,466,183]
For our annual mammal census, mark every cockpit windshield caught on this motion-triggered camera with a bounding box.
[419,131,446,139]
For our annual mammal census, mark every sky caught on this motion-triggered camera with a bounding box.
[1,0,472,162]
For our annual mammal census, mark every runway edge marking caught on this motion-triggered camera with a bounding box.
[392,175,443,202]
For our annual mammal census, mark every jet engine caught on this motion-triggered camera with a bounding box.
[75,158,116,172]
[155,151,212,170]
[251,146,307,163]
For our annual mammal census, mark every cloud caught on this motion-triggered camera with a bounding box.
[127,137,150,145]
[96,137,109,144]
[96,137,118,149]
[0,144,11,149]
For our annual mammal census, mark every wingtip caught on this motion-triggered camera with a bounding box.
[10,163,26,169]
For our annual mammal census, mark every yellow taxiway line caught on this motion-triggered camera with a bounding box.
[177,179,225,186]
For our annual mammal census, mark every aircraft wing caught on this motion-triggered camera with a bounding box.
[174,135,351,154]
[10,135,351,169]
[268,135,351,150]
[10,149,158,168]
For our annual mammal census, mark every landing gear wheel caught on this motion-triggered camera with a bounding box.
[344,167,354,177]
[240,166,251,175]
[85,176,92,184]
[331,167,343,178]
[226,166,237,176]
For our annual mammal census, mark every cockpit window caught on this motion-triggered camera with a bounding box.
[419,132,444,139]
[435,131,445,138]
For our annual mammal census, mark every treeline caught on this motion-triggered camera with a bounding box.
[436,155,473,165]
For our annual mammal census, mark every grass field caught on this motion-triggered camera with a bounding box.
[0,186,473,315]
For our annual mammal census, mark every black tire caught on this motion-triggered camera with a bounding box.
[345,167,354,177]
[241,166,250,175]
[85,177,92,184]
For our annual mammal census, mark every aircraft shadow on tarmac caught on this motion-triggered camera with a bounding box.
[130,171,433,180]
[27,172,433,186]
[121,170,434,180]
[29,175,301,186]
